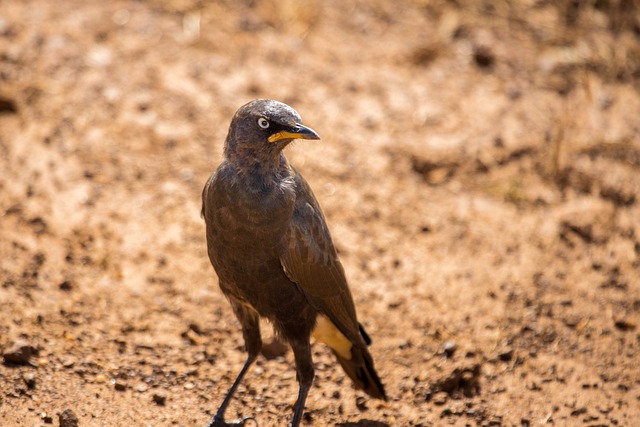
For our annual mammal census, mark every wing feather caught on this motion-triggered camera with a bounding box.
[280,167,364,345]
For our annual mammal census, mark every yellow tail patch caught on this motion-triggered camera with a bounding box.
[312,315,352,360]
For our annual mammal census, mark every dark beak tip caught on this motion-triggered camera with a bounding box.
[298,124,320,140]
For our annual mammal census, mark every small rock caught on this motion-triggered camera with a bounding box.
[60,356,76,368]
[136,383,148,392]
[27,216,48,234]
[181,329,204,345]
[440,401,466,418]
[355,395,367,411]
[0,95,18,114]
[431,363,482,398]
[2,340,39,365]
[570,407,587,416]
[23,372,36,389]
[152,391,166,406]
[114,379,127,391]
[387,299,403,309]
[188,322,204,335]
[59,409,79,427]
[473,45,495,69]
[432,391,449,405]
[59,280,73,291]
[498,348,514,362]
[487,415,504,426]
[614,318,636,331]
[398,340,412,349]
[443,340,457,358]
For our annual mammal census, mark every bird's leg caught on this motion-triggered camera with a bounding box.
[290,380,312,427]
[206,354,257,427]
[289,340,315,427]
[206,301,261,427]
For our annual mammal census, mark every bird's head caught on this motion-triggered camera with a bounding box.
[224,99,320,163]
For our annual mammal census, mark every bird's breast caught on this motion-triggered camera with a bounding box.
[207,179,294,256]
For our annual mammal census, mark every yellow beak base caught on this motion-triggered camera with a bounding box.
[267,124,320,143]
[268,131,308,143]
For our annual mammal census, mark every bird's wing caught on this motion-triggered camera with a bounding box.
[280,167,364,346]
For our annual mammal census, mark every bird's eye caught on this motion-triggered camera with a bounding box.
[258,118,270,129]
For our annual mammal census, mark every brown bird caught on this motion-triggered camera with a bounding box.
[201,99,386,427]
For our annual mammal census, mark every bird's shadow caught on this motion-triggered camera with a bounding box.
[336,420,389,427]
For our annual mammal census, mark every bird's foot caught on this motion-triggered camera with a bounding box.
[206,415,257,427]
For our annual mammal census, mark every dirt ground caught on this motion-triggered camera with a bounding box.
[1,1,639,426]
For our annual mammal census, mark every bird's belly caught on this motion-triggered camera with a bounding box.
[208,242,314,324]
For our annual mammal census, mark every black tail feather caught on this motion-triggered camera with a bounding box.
[333,344,387,401]
[358,322,372,346]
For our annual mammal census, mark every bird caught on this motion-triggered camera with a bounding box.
[201,99,386,427]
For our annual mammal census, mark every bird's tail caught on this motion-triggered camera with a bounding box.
[333,343,387,401]
[312,316,386,400]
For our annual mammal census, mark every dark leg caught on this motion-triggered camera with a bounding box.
[206,301,262,427]
[289,340,315,427]
[207,355,257,427]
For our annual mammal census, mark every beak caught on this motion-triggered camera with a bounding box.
[268,123,320,143]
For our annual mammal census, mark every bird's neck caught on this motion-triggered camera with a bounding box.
[225,151,291,190]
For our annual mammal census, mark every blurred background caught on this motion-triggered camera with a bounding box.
[1,1,639,426]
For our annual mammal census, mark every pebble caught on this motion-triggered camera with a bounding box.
[614,318,636,331]
[498,348,514,362]
[58,280,73,291]
[152,391,167,406]
[23,372,36,389]
[398,340,412,349]
[59,409,79,427]
[443,340,457,358]
[432,391,449,405]
[60,356,76,368]
[355,396,368,411]
[41,412,53,424]
[2,340,39,365]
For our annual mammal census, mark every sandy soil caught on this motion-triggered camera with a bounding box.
[1,1,639,426]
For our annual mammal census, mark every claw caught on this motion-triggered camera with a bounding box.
[207,415,257,427]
